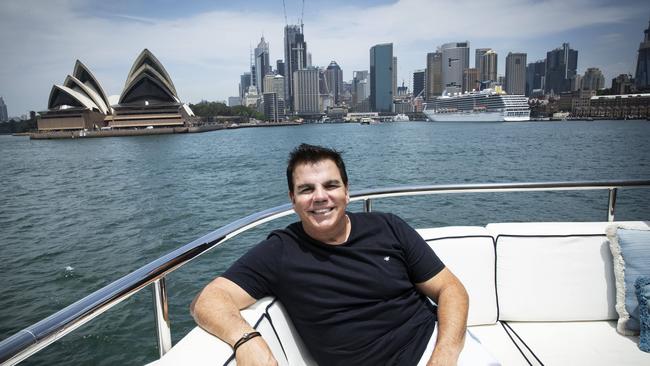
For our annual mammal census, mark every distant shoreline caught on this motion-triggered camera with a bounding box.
[23,121,303,140]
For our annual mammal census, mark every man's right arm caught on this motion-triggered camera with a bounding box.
[190,277,278,366]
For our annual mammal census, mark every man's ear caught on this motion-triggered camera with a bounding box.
[288,191,295,204]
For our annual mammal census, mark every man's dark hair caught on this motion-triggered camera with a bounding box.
[286,143,348,193]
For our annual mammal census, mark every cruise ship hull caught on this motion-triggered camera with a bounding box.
[423,110,530,122]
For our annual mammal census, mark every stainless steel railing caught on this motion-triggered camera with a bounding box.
[1,180,649,365]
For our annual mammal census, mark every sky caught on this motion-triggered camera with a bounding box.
[0,0,649,117]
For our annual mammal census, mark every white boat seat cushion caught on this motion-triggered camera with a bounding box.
[487,222,644,321]
[417,226,498,326]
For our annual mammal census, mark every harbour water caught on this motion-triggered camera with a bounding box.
[1,120,650,365]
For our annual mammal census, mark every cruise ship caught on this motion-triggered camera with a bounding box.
[423,88,531,122]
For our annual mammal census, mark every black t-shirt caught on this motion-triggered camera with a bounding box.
[223,212,445,365]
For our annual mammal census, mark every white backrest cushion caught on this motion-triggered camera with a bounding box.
[266,300,317,366]
[417,226,498,326]
[487,222,642,322]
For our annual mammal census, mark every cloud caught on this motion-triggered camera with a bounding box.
[0,0,646,115]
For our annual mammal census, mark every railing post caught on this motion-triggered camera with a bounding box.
[608,188,617,222]
[364,198,372,212]
[153,278,172,357]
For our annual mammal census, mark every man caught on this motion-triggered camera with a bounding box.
[191,144,470,365]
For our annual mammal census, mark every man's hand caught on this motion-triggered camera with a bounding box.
[234,337,278,366]
[426,345,462,366]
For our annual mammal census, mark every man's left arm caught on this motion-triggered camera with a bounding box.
[416,267,469,366]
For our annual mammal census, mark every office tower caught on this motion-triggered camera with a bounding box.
[264,74,285,101]
[392,57,398,99]
[307,52,312,67]
[263,92,285,122]
[480,50,498,84]
[293,67,320,114]
[426,52,443,99]
[0,97,7,122]
[412,70,426,98]
[240,72,252,99]
[635,19,650,91]
[612,74,635,95]
[462,68,479,92]
[284,25,308,112]
[369,43,394,112]
[319,69,333,111]
[581,68,605,91]
[325,61,343,104]
[475,48,491,70]
[250,65,257,89]
[505,52,527,95]
[276,60,285,76]
[526,60,546,96]
[441,42,470,94]
[571,74,582,91]
[545,43,578,95]
[255,36,271,93]
[352,70,370,110]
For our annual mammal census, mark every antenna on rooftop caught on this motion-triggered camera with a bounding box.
[300,0,305,32]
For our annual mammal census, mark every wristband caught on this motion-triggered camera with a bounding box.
[233,331,261,353]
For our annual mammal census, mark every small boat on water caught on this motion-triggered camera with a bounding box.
[359,117,379,125]
[392,113,409,122]
[1,180,650,365]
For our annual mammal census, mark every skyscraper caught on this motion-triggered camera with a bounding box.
[545,43,578,95]
[581,67,605,91]
[462,68,479,92]
[505,52,527,95]
[413,69,426,98]
[255,36,271,93]
[475,48,491,70]
[240,72,252,99]
[264,74,285,100]
[284,25,308,112]
[0,97,7,122]
[480,50,498,84]
[392,57,398,99]
[441,42,470,94]
[325,61,343,105]
[526,60,546,96]
[635,19,650,91]
[370,43,394,112]
[352,70,370,111]
[276,60,285,76]
[293,67,320,114]
[426,51,443,99]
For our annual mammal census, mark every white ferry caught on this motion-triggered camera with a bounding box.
[423,88,531,122]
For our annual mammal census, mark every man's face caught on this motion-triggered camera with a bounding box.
[289,159,350,240]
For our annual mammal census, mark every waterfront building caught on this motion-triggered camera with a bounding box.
[369,43,394,112]
[413,69,426,98]
[505,52,527,95]
[581,68,605,91]
[0,97,8,122]
[545,43,578,95]
[352,70,370,112]
[394,100,412,114]
[111,49,193,129]
[228,96,241,107]
[325,61,343,105]
[441,42,470,94]
[38,60,112,131]
[284,24,308,113]
[426,51,443,99]
[240,72,252,99]
[393,57,398,99]
[276,60,285,76]
[462,68,480,93]
[526,60,546,96]
[255,36,271,93]
[263,92,285,122]
[480,50,498,84]
[589,93,649,119]
[612,74,635,95]
[293,67,320,115]
[635,20,650,91]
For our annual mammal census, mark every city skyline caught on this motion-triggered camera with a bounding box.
[0,0,648,116]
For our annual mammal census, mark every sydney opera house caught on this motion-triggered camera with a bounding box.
[38,49,194,131]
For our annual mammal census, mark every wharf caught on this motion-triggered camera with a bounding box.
[28,121,302,140]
